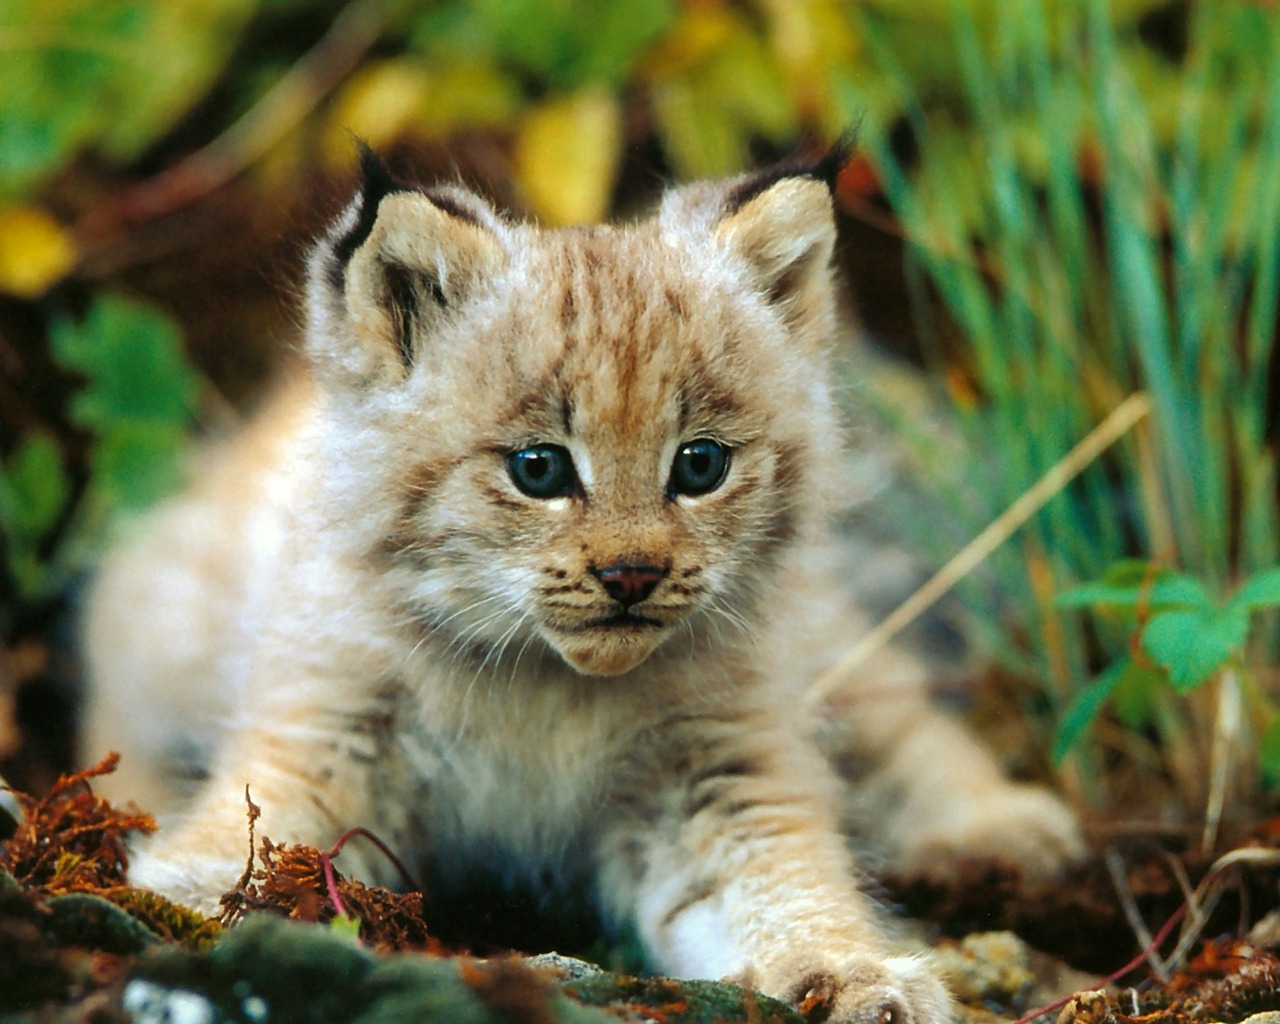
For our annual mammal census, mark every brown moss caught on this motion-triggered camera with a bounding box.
[458,957,563,1024]
[218,831,451,955]
[1055,936,1280,1024]
[0,753,155,897]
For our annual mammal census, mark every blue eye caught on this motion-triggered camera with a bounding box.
[670,439,730,497]
[507,444,577,499]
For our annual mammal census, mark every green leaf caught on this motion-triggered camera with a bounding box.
[0,0,254,199]
[1056,581,1137,611]
[0,434,70,539]
[0,433,72,599]
[1148,574,1215,610]
[1056,563,1212,612]
[1260,714,1280,789]
[1088,559,1157,585]
[1230,566,1280,611]
[567,0,676,89]
[1056,559,1155,608]
[693,22,794,142]
[51,295,197,431]
[1141,607,1250,692]
[98,0,258,162]
[652,79,747,179]
[1111,658,1165,731]
[327,914,362,940]
[1052,657,1129,764]
[418,0,675,92]
[91,422,189,512]
[648,14,794,180]
[49,294,197,516]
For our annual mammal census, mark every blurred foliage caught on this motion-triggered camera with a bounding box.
[0,0,257,202]
[0,0,1277,826]
[860,0,1280,820]
[50,296,198,514]
[413,0,674,91]
[1054,563,1280,762]
[1,296,196,601]
[0,0,1206,240]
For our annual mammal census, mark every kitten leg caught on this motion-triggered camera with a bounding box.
[598,712,953,1024]
[127,693,416,915]
[818,641,1083,883]
[780,549,1082,882]
[80,497,242,820]
[842,701,1083,883]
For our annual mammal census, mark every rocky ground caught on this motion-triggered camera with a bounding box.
[4,755,1280,1024]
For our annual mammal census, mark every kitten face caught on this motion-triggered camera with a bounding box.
[312,163,841,677]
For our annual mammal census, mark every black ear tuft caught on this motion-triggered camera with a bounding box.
[811,128,859,192]
[723,129,859,216]
[359,142,410,209]
[331,144,416,280]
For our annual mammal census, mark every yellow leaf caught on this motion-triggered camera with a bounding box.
[515,90,622,226]
[416,61,522,139]
[325,59,432,158]
[652,80,746,179]
[760,0,860,119]
[640,6,743,81]
[0,206,76,299]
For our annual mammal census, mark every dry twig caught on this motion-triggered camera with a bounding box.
[807,392,1153,706]
[75,0,390,274]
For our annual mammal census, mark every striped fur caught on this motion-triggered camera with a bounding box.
[80,156,1080,1024]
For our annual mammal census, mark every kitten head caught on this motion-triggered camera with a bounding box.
[307,147,847,678]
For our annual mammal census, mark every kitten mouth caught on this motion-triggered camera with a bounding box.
[587,610,664,630]
[548,612,671,676]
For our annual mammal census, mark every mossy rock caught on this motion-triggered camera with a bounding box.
[134,915,613,1024]
[128,914,804,1024]
[43,891,159,955]
[567,972,805,1023]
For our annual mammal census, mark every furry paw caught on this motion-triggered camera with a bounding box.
[765,952,953,1024]
[891,782,1084,884]
[128,846,242,917]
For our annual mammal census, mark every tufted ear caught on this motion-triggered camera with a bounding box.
[713,180,835,320]
[705,136,852,334]
[308,148,506,386]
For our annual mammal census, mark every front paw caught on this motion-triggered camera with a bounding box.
[892,783,1084,884]
[767,953,952,1024]
[129,846,245,916]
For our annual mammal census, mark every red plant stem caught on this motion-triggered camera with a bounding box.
[320,850,348,920]
[319,825,422,920]
[326,826,420,891]
[1011,902,1189,1024]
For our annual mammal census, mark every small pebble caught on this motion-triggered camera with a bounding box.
[933,931,1035,1005]
[523,951,607,982]
[121,980,216,1024]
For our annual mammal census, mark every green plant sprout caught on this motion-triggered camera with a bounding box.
[1054,561,1280,848]
[1054,562,1280,756]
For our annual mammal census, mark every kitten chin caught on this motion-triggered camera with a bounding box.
[547,621,670,676]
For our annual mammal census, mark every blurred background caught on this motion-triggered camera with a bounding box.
[1,0,1278,856]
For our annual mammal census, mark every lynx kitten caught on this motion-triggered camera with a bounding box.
[82,147,1081,1023]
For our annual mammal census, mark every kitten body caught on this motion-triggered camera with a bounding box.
[82,155,1080,1024]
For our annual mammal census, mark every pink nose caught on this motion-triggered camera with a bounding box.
[593,564,666,607]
